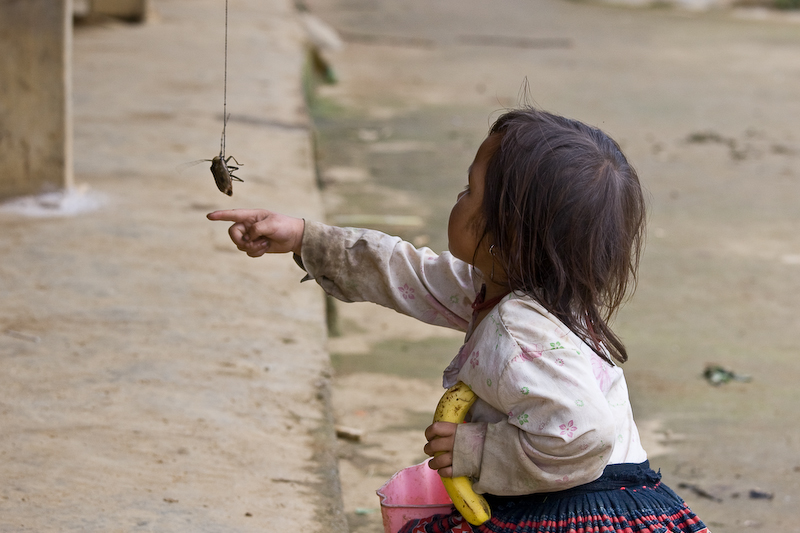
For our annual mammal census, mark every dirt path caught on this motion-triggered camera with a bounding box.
[305,1,800,531]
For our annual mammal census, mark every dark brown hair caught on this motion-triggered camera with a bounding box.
[480,108,646,364]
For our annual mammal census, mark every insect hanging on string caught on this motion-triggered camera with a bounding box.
[208,120,243,196]
[177,127,243,195]
[208,0,243,196]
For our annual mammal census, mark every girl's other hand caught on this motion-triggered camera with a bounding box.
[423,421,457,478]
[207,209,305,257]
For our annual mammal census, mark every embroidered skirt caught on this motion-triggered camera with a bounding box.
[398,461,709,533]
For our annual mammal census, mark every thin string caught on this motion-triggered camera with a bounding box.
[220,0,229,158]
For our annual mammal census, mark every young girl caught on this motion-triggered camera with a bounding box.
[208,107,709,533]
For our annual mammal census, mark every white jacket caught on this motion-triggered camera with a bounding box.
[299,221,648,496]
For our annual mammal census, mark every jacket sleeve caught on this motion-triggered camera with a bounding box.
[451,300,616,495]
[298,220,479,331]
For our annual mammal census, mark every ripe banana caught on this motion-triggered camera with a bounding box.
[432,381,491,526]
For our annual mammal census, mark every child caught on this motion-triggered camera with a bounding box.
[208,107,709,533]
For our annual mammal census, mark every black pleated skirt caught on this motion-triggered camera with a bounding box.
[398,461,709,533]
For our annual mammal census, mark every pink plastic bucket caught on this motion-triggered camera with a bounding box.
[376,460,455,533]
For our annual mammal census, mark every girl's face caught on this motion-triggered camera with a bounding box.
[447,135,499,268]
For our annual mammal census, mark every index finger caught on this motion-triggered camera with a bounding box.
[424,421,457,441]
[206,209,260,222]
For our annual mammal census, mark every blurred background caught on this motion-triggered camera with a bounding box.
[2,0,799,531]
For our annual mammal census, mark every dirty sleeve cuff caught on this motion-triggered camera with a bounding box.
[292,253,312,281]
[452,422,487,479]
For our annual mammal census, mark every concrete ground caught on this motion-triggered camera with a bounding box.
[0,1,346,531]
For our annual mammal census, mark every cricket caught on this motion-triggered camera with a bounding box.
[208,152,243,196]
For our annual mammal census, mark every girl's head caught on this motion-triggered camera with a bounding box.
[453,107,646,364]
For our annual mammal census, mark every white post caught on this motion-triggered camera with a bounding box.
[0,0,74,199]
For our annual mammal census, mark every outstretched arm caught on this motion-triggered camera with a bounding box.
[299,221,478,331]
[207,213,479,331]
[207,209,305,257]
